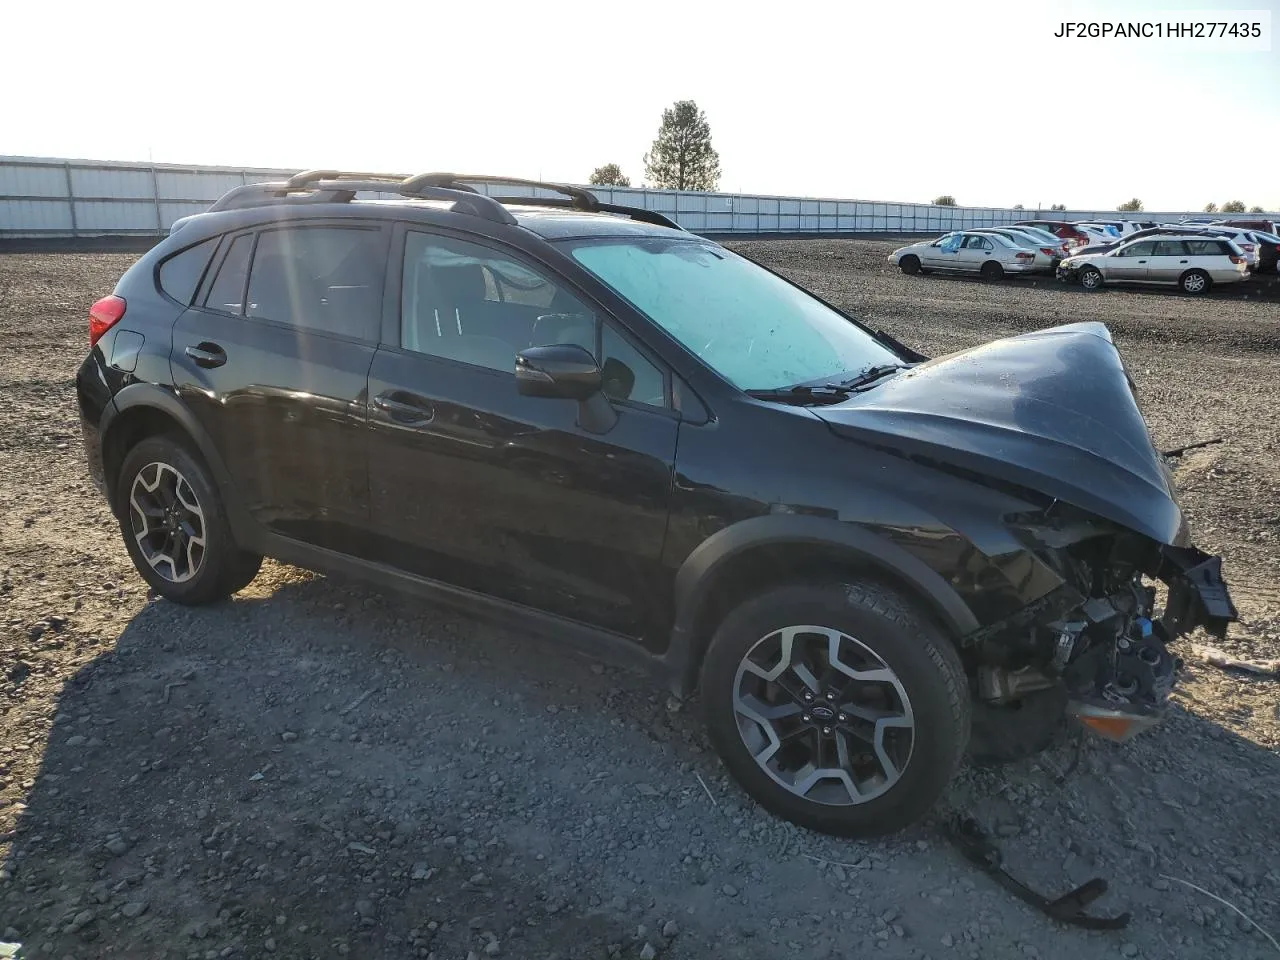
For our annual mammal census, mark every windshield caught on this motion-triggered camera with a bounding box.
[562,237,899,390]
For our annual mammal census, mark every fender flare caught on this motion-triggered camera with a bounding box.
[662,514,980,696]
[98,384,253,539]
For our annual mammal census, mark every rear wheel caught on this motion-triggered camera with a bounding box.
[1079,266,1104,290]
[899,255,921,275]
[700,582,970,837]
[980,261,1004,281]
[1179,269,1210,295]
[116,436,262,605]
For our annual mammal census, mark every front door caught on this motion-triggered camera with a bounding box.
[171,222,388,551]
[365,227,679,638]
[925,233,964,269]
[1105,239,1156,282]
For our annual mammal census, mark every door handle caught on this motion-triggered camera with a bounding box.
[1179,260,1188,264]
[374,393,434,426]
[184,342,226,368]
[1137,260,1147,264]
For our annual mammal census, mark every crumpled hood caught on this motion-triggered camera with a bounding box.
[815,322,1184,543]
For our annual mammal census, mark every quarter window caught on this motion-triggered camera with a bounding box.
[158,236,217,305]
[245,227,384,338]
[1184,239,1227,256]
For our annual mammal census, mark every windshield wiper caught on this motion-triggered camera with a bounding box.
[837,363,907,390]
[745,384,856,406]
[747,364,907,406]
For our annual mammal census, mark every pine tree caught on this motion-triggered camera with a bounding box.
[644,101,721,191]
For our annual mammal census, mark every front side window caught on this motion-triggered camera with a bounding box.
[246,226,384,338]
[402,232,666,406]
[563,237,899,392]
[1117,240,1157,258]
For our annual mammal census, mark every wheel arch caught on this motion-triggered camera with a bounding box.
[662,515,980,697]
[100,385,237,519]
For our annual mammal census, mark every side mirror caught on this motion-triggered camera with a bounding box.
[516,344,602,400]
[515,343,617,434]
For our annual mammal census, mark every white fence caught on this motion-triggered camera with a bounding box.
[0,155,1258,240]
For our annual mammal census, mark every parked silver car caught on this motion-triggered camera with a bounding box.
[971,229,1061,272]
[1057,235,1249,294]
[889,232,1038,280]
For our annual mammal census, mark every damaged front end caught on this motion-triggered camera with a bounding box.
[971,509,1237,746]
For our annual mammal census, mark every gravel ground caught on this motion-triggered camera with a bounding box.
[1,244,1278,960]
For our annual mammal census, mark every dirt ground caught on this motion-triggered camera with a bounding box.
[1,242,1278,960]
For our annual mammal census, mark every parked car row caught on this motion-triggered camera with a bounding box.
[889,217,1280,294]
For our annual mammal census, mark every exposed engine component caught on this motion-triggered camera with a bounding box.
[977,665,1058,704]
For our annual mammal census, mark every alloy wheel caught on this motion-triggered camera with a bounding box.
[1183,272,1206,293]
[128,461,207,583]
[732,625,915,805]
[1081,268,1102,289]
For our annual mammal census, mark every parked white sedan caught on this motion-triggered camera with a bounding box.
[889,232,1039,280]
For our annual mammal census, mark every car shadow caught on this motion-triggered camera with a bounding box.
[5,572,1280,958]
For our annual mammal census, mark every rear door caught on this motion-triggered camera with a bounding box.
[171,222,388,551]
[1146,239,1190,282]
[957,234,993,272]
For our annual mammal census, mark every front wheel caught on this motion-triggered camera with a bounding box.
[1179,269,1210,295]
[980,261,1004,281]
[1079,265,1104,290]
[899,255,921,275]
[116,435,262,605]
[700,582,970,837]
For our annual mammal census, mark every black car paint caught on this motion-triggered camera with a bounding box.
[77,198,1235,700]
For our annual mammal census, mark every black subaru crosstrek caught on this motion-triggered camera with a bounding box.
[76,171,1236,837]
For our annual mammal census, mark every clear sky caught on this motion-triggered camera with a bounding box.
[5,0,1278,211]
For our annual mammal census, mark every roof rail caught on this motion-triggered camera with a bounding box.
[285,169,412,189]
[488,194,684,231]
[206,173,517,224]
[404,173,599,210]
[207,170,681,231]
[406,173,684,231]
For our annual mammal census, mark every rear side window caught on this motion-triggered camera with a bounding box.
[158,237,217,306]
[205,234,253,315]
[246,227,384,339]
[1152,240,1189,256]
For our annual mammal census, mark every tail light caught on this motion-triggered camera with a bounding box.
[1229,255,1246,264]
[1015,252,1034,260]
[89,295,126,346]
[1040,247,1056,257]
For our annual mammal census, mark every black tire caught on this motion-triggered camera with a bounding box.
[899,255,921,276]
[116,435,262,605]
[980,261,1004,281]
[1179,269,1211,295]
[700,582,970,837]
[1078,266,1104,290]
[968,686,1069,765]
